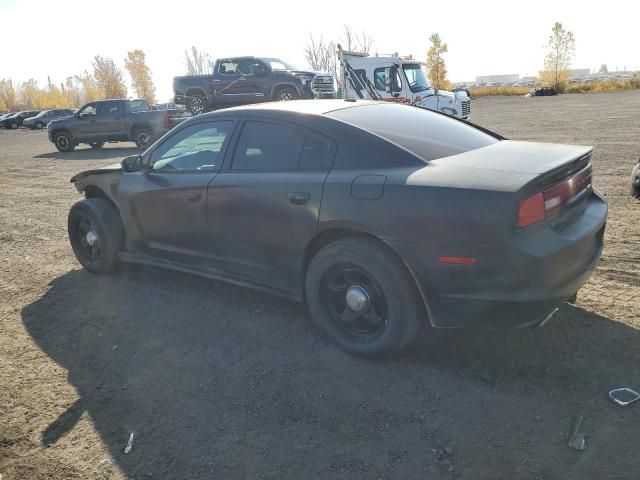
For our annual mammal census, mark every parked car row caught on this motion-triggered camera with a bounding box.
[0,109,75,129]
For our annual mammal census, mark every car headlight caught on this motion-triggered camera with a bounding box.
[297,75,314,86]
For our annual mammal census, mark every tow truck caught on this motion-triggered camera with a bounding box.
[337,45,470,119]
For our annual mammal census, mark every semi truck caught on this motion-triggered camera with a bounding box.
[337,45,470,119]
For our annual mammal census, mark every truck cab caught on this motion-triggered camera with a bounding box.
[338,47,470,120]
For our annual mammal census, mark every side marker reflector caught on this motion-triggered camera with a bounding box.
[438,256,476,265]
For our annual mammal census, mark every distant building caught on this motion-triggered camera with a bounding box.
[569,68,590,77]
[475,74,519,83]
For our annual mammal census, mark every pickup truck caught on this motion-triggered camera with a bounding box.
[48,98,170,152]
[173,56,335,114]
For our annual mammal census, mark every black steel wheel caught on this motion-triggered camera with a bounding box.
[306,237,423,357]
[188,95,206,115]
[68,198,123,274]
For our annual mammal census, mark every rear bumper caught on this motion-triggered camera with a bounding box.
[388,191,607,329]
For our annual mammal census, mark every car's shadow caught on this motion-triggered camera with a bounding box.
[34,146,139,161]
[22,267,640,479]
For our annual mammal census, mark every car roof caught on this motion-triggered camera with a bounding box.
[202,99,376,118]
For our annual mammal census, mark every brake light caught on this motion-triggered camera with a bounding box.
[517,192,545,227]
[163,112,169,128]
[517,165,592,228]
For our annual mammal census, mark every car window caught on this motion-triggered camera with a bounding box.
[299,132,333,170]
[100,102,121,115]
[79,104,97,117]
[150,121,233,172]
[374,68,387,91]
[327,104,498,161]
[232,121,306,171]
[129,100,150,112]
[219,61,240,75]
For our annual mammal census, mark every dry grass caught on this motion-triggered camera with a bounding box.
[468,86,531,97]
[564,79,640,93]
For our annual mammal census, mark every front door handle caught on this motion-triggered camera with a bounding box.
[288,192,310,205]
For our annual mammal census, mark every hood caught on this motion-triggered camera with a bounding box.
[70,163,122,183]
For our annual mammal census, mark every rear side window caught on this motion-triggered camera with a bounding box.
[100,102,121,115]
[327,104,498,161]
[232,121,333,171]
[129,100,150,112]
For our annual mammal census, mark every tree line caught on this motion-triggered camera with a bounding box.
[0,50,157,112]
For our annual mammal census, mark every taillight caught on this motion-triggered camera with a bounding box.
[163,112,169,128]
[517,192,545,227]
[517,165,592,228]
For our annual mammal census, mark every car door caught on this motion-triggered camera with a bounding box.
[74,103,100,140]
[119,119,236,266]
[207,118,335,294]
[97,101,125,139]
[213,58,257,106]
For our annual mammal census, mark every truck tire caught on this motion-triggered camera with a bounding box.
[89,141,104,149]
[274,86,298,101]
[68,198,123,274]
[54,131,75,152]
[133,128,153,150]
[305,237,422,357]
[188,95,206,115]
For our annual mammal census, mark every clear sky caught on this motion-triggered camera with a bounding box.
[0,0,637,101]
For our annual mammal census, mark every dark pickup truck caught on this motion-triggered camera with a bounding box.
[48,98,169,152]
[173,56,335,114]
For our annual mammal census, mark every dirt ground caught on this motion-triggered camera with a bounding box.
[1,91,639,480]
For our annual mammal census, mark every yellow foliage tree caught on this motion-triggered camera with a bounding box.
[92,55,127,98]
[0,79,18,111]
[426,33,451,90]
[543,22,575,91]
[125,49,156,104]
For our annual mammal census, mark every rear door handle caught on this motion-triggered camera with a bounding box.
[288,192,310,205]
[212,79,221,83]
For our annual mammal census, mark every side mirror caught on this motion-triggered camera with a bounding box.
[389,66,401,96]
[121,155,142,173]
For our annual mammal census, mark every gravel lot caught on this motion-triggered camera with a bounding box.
[1,91,639,480]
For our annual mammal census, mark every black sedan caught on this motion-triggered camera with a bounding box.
[0,110,41,129]
[67,100,607,356]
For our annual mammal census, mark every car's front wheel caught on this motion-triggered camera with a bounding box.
[275,86,298,101]
[10,121,18,129]
[305,237,422,357]
[54,131,75,152]
[34,121,45,129]
[188,95,206,115]
[68,198,123,274]
[133,129,152,150]
[89,141,104,149]
[632,175,640,198]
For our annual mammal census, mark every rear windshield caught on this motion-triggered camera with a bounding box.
[327,103,498,161]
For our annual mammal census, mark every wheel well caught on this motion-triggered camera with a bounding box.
[51,128,71,138]
[302,228,432,323]
[186,88,206,99]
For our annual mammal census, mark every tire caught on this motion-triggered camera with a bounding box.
[10,121,18,129]
[34,121,45,129]
[68,198,123,274]
[133,129,153,150]
[54,131,75,152]
[188,95,206,115]
[89,141,104,149]
[274,86,298,101]
[305,237,422,357]
[632,176,640,198]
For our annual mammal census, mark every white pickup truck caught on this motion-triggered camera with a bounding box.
[338,46,470,120]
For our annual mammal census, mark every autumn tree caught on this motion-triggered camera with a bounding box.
[543,22,575,91]
[125,49,156,103]
[0,79,18,111]
[92,55,127,98]
[426,33,450,90]
[341,25,373,54]
[184,46,213,75]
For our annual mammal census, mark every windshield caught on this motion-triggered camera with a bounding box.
[403,64,430,93]
[260,58,297,71]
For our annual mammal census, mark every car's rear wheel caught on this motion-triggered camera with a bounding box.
[89,141,104,149]
[34,121,45,129]
[275,86,298,101]
[188,95,206,115]
[68,198,123,274]
[632,175,640,198]
[305,237,422,357]
[133,129,152,150]
[54,131,75,152]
